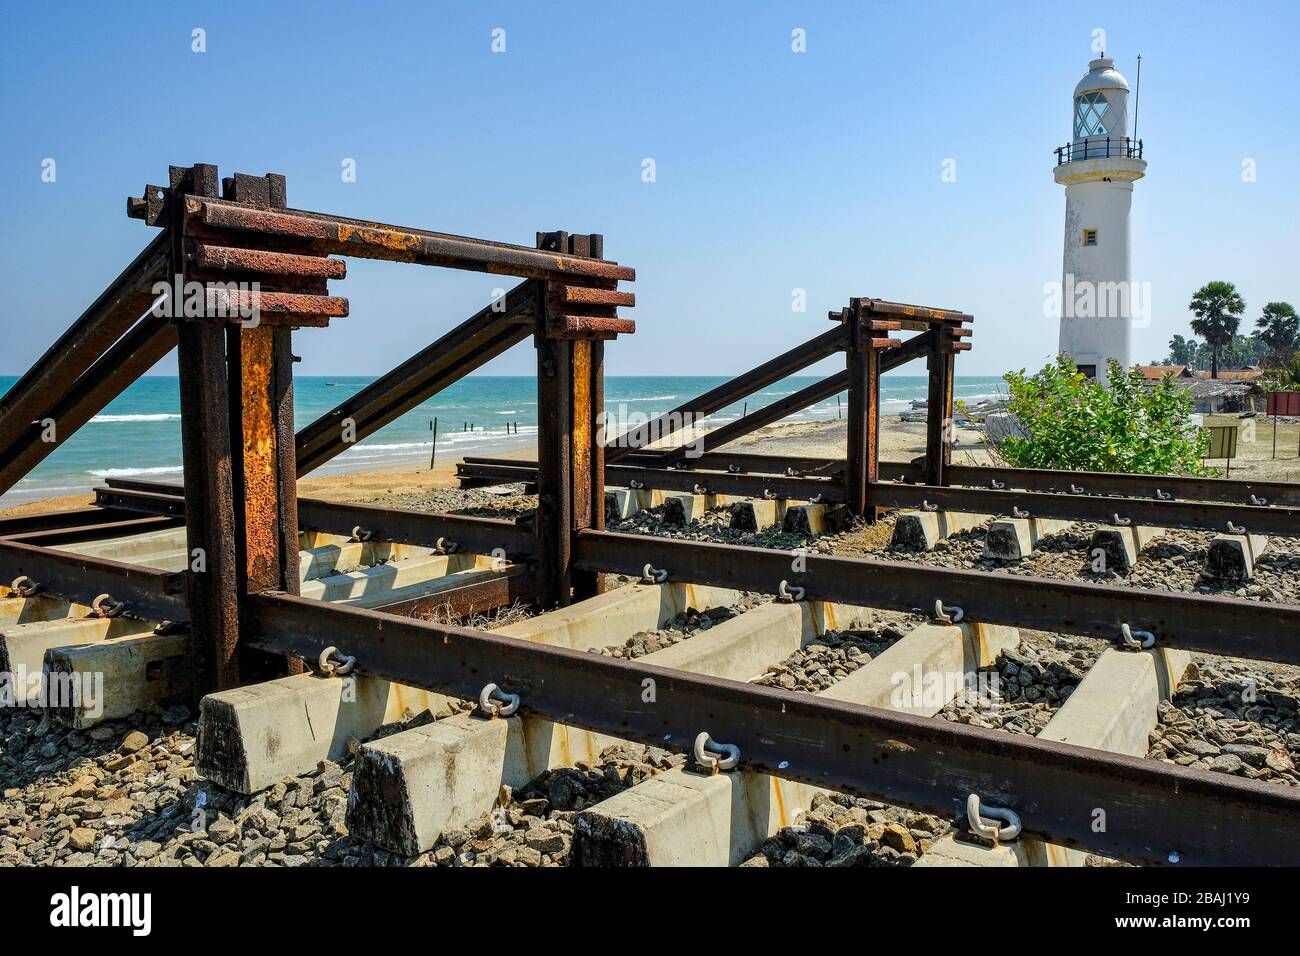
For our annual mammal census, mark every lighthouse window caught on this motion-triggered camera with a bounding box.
[1083,228,1098,246]
[1074,92,1109,137]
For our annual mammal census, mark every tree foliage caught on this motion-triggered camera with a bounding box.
[1188,281,1246,378]
[1256,301,1299,365]
[993,358,1209,476]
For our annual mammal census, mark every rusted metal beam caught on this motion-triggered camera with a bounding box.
[0,314,178,497]
[191,243,347,279]
[0,232,171,455]
[534,331,573,606]
[245,590,1300,865]
[93,486,187,516]
[572,530,1300,666]
[887,460,1300,508]
[637,331,933,467]
[294,283,536,475]
[176,317,242,692]
[4,514,183,547]
[869,481,1300,538]
[845,298,886,517]
[645,371,850,467]
[0,506,161,538]
[925,323,957,486]
[606,327,849,462]
[456,460,842,502]
[0,538,186,621]
[95,480,538,561]
[462,451,843,477]
[190,197,635,283]
[372,565,536,619]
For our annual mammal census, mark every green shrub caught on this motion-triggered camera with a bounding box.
[992,358,1210,476]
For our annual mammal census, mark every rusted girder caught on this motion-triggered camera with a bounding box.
[245,590,1300,866]
[4,515,182,547]
[185,197,635,283]
[455,460,843,502]
[0,314,179,497]
[0,232,171,458]
[191,244,347,279]
[294,282,537,475]
[461,451,842,477]
[0,538,187,622]
[606,327,849,462]
[94,481,538,562]
[888,460,1300,508]
[868,481,1300,538]
[572,530,1300,666]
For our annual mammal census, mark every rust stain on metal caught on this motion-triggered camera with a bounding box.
[194,244,346,279]
[335,223,421,258]
[241,328,279,592]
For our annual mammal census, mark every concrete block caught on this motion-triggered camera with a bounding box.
[1038,647,1190,755]
[662,493,709,526]
[820,622,1020,715]
[983,517,1075,560]
[730,499,779,531]
[574,620,1019,866]
[574,766,818,867]
[604,488,641,521]
[493,582,738,652]
[349,715,519,855]
[45,631,192,728]
[1087,525,1165,574]
[783,504,827,535]
[0,594,84,628]
[58,526,189,561]
[345,595,857,858]
[0,616,151,703]
[892,511,987,550]
[197,671,447,794]
[919,645,1190,868]
[299,553,507,608]
[1206,534,1269,579]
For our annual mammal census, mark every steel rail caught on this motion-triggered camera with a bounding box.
[245,590,1300,866]
[572,530,1300,666]
[606,327,848,462]
[0,231,171,452]
[0,538,187,621]
[456,461,843,502]
[887,459,1300,508]
[868,481,1300,538]
[294,282,537,474]
[94,482,538,561]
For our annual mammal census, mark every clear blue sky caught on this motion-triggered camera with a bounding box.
[1,0,1296,379]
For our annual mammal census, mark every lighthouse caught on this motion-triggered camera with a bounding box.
[1054,56,1146,386]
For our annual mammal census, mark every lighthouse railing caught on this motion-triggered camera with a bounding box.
[1055,137,1143,165]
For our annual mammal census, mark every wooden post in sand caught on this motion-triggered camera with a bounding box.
[429,418,438,469]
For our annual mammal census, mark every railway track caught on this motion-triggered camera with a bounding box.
[1,161,1296,869]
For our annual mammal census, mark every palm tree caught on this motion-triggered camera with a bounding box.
[1188,281,1245,378]
[1256,301,1299,365]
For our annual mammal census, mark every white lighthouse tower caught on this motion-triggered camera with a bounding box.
[1054,56,1146,386]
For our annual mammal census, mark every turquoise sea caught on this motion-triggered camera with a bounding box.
[0,374,1008,505]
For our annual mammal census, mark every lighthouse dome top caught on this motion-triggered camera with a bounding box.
[1074,57,1130,96]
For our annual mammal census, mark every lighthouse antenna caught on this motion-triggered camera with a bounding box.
[1132,54,1143,142]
